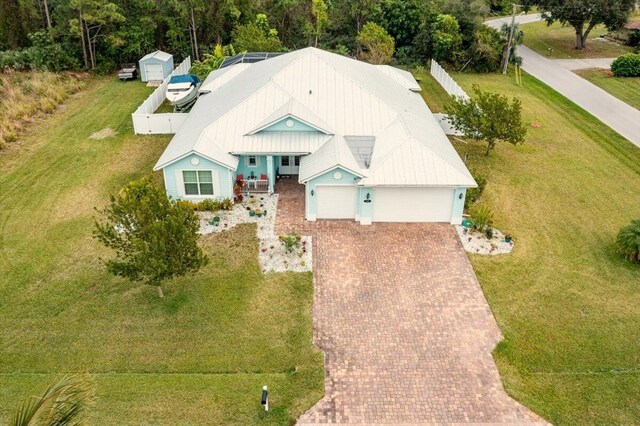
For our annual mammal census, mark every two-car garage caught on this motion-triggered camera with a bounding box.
[372,187,454,223]
[313,185,455,223]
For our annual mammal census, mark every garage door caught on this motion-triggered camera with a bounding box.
[373,187,454,222]
[145,63,164,81]
[316,186,356,219]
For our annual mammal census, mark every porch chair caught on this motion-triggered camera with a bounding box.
[261,174,268,181]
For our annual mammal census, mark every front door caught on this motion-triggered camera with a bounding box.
[279,155,300,175]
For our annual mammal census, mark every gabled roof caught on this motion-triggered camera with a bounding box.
[154,47,476,188]
[140,50,172,62]
[298,135,364,182]
[247,98,335,135]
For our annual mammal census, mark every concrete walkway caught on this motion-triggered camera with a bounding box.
[553,58,615,70]
[486,15,640,148]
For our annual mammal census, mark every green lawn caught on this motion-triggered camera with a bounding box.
[449,70,640,424]
[575,68,640,110]
[521,20,633,59]
[0,77,323,424]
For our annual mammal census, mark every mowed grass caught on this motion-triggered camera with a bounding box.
[575,68,640,110]
[521,20,633,59]
[0,77,323,424]
[448,70,640,424]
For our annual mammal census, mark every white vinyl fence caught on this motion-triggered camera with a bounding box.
[132,56,192,135]
[430,60,469,100]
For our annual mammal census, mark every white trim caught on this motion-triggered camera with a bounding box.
[154,150,236,171]
[245,155,259,167]
[181,169,216,197]
[247,114,332,135]
[299,164,364,183]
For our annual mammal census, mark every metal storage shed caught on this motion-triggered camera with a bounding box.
[139,50,174,82]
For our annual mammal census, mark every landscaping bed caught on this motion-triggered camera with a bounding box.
[198,194,312,273]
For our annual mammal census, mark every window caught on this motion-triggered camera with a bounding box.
[183,170,213,195]
[247,155,258,167]
[281,156,290,166]
[294,156,301,166]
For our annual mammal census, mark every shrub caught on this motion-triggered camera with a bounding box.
[485,226,494,239]
[220,198,233,210]
[616,219,640,264]
[471,203,493,232]
[465,174,487,210]
[279,232,301,253]
[176,200,198,211]
[197,198,222,212]
[611,53,640,77]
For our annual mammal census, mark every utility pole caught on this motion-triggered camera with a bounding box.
[502,3,518,75]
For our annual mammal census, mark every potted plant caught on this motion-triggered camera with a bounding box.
[504,233,513,243]
[254,209,263,217]
[249,209,256,217]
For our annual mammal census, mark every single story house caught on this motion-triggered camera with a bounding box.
[139,50,174,82]
[153,47,476,225]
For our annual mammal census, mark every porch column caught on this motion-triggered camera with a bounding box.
[266,155,275,194]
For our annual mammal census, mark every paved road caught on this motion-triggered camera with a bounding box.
[487,15,640,148]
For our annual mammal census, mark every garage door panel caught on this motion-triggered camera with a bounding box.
[317,186,356,219]
[373,188,454,222]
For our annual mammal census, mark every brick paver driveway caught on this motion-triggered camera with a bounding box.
[275,179,544,424]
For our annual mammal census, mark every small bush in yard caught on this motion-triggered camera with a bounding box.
[616,219,640,264]
[279,232,301,253]
[472,203,493,232]
[221,198,233,210]
[197,198,222,211]
[611,53,640,77]
[465,174,487,210]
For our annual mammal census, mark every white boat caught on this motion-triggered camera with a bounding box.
[165,74,200,110]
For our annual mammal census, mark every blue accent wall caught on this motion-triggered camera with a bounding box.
[260,116,322,132]
[306,167,360,218]
[162,153,233,201]
[451,188,466,224]
[357,187,375,223]
[235,155,270,180]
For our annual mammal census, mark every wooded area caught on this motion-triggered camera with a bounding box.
[0,0,519,73]
[0,0,636,73]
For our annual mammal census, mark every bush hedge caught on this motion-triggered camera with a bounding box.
[611,53,640,77]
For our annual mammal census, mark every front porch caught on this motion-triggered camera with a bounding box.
[234,154,303,194]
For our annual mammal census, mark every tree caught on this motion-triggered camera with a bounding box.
[10,374,95,426]
[534,0,636,49]
[94,177,208,298]
[233,14,283,52]
[69,0,125,69]
[616,219,640,263]
[310,0,329,47]
[499,22,524,67]
[431,14,462,63]
[356,21,394,64]
[445,86,527,155]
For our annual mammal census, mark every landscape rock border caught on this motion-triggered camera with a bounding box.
[454,225,514,255]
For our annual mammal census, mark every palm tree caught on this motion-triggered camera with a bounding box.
[10,374,95,426]
[616,219,640,264]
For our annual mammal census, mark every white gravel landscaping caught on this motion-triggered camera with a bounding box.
[454,225,514,255]
[197,194,312,273]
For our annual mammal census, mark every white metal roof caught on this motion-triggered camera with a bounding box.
[140,50,173,62]
[154,47,475,188]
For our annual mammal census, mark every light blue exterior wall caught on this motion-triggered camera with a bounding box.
[260,116,322,132]
[306,167,360,219]
[235,155,269,180]
[451,188,467,224]
[356,187,375,225]
[139,53,174,82]
[162,153,233,201]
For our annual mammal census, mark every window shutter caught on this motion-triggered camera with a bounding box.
[175,170,185,196]
[212,170,221,196]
